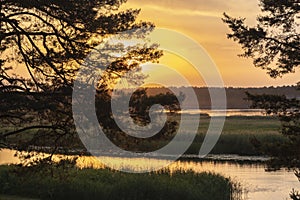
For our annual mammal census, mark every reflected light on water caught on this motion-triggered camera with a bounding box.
[0,149,298,200]
[0,149,262,173]
[74,156,300,200]
[76,156,172,172]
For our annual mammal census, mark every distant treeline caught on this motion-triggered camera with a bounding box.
[141,86,300,109]
[3,86,299,110]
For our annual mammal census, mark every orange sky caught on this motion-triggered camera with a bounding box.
[9,1,299,88]
[121,0,300,87]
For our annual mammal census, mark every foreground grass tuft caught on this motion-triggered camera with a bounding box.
[0,165,241,200]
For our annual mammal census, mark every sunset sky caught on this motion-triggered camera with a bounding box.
[121,0,300,87]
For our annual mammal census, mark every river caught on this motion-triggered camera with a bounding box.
[0,149,298,200]
[180,109,267,117]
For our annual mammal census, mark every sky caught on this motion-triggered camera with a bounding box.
[120,0,300,87]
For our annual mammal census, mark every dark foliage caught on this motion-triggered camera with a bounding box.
[223,0,300,199]
[0,0,183,164]
[222,0,299,78]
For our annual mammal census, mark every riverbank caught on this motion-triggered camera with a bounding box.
[1,150,298,200]
[0,165,241,200]
[2,116,286,157]
[188,116,285,155]
[137,116,285,156]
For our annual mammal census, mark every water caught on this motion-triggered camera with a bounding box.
[0,149,298,200]
[180,109,266,117]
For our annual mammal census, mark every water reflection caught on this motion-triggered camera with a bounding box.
[0,149,298,200]
[181,109,266,117]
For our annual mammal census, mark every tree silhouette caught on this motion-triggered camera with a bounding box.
[95,88,183,152]
[222,1,299,78]
[1,0,156,91]
[0,0,176,162]
[223,1,299,199]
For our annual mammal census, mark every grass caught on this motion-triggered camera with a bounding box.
[0,195,39,200]
[2,115,286,156]
[0,165,241,200]
[145,116,286,156]
[191,116,286,155]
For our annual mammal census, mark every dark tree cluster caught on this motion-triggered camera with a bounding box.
[0,0,181,164]
[1,0,153,91]
[95,88,183,152]
[223,0,299,78]
[223,0,299,199]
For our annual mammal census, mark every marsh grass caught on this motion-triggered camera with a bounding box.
[0,165,242,200]
[192,116,286,155]
[2,116,286,156]
[146,116,286,155]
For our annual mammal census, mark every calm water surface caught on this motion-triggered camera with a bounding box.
[0,149,298,200]
[181,109,266,117]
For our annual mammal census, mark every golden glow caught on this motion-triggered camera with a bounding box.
[120,0,300,87]
[0,149,255,173]
[0,149,241,173]
[150,52,205,86]
[7,0,299,87]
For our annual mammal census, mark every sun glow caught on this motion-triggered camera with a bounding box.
[119,0,300,87]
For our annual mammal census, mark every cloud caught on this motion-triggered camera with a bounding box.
[139,4,221,18]
[120,0,300,87]
[128,0,260,17]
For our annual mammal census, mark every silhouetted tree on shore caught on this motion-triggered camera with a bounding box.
[0,0,183,163]
[223,0,299,199]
